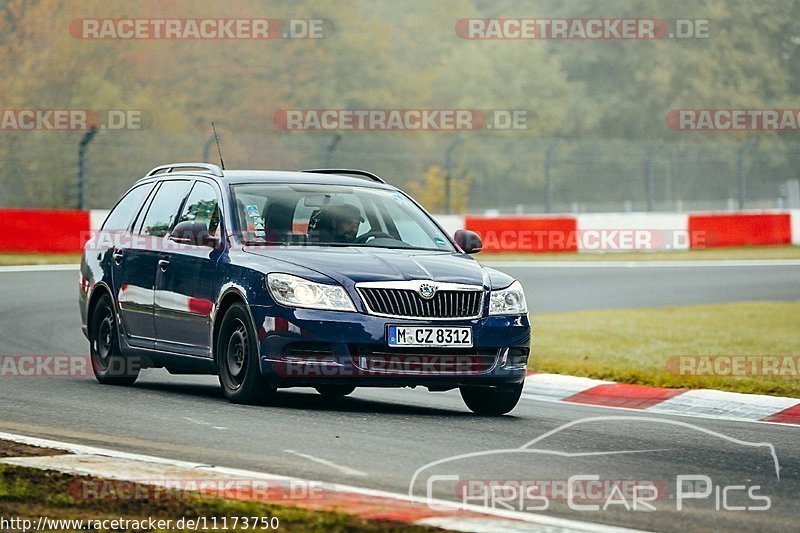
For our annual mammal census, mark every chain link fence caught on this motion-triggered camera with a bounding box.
[1,130,797,213]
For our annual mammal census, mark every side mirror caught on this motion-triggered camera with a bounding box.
[454,229,482,254]
[171,220,219,248]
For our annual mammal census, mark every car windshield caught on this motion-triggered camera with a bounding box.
[231,183,455,252]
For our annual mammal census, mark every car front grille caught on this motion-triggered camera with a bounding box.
[358,287,484,319]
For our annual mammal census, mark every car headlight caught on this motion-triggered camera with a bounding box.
[267,273,355,312]
[489,280,528,316]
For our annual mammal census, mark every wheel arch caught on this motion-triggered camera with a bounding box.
[86,282,114,337]
[212,287,259,366]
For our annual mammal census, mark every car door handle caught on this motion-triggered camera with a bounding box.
[158,258,170,271]
[112,249,124,265]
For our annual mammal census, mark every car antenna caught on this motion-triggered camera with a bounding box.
[211,121,225,170]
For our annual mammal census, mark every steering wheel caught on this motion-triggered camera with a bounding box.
[354,230,395,244]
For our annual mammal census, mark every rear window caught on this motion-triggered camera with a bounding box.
[137,180,191,237]
[102,183,155,231]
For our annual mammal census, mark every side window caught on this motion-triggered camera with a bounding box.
[138,180,191,237]
[101,183,154,231]
[176,181,221,236]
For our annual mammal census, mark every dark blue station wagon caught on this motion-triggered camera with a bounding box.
[79,163,531,415]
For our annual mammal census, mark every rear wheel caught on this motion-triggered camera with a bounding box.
[89,294,140,386]
[460,383,523,416]
[216,303,274,404]
[315,385,356,397]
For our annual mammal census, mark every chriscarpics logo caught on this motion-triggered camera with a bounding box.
[409,416,779,514]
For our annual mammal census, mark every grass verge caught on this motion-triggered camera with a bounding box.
[481,244,800,262]
[0,253,81,266]
[530,301,800,397]
[0,463,437,533]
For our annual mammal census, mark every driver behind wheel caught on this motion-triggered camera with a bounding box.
[315,203,364,244]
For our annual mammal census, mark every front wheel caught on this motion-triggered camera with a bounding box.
[460,383,523,416]
[216,303,275,404]
[89,294,140,386]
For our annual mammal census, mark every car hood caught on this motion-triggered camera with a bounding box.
[242,246,512,289]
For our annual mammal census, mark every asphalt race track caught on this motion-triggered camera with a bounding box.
[491,260,800,312]
[0,264,798,532]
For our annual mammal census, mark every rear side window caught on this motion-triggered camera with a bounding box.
[101,183,154,231]
[138,180,191,237]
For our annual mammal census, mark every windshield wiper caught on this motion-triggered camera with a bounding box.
[243,240,285,246]
[362,245,448,252]
[243,241,354,247]
[242,241,449,251]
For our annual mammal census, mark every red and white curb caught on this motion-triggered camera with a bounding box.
[523,374,800,426]
[0,431,639,533]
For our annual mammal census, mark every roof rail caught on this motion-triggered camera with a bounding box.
[146,162,224,177]
[301,168,386,184]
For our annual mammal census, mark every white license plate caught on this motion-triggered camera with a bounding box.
[387,326,473,347]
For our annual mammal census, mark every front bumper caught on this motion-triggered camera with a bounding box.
[250,304,531,390]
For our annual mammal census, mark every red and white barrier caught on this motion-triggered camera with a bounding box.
[90,209,110,231]
[688,213,791,248]
[0,208,90,253]
[464,215,578,252]
[457,210,800,253]
[790,210,800,246]
[0,208,798,254]
[576,212,690,251]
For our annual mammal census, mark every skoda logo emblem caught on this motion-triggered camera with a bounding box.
[418,282,437,299]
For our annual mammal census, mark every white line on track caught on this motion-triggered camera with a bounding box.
[182,416,227,430]
[283,449,368,477]
[0,264,79,273]
[484,259,800,268]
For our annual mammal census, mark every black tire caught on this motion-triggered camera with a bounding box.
[89,294,140,386]
[460,383,523,415]
[315,385,356,397]
[216,302,274,404]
